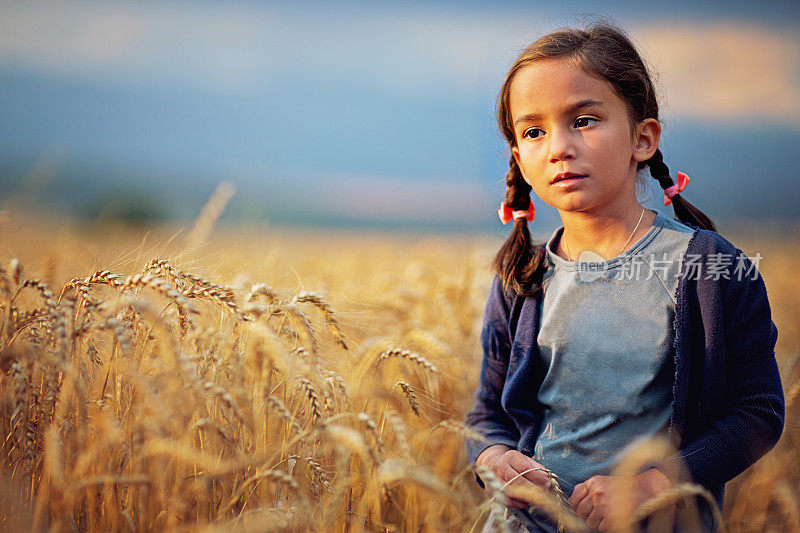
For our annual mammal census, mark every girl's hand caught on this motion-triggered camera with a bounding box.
[477,445,553,509]
[568,468,674,532]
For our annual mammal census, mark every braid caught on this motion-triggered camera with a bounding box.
[646,149,717,232]
[505,155,532,209]
[493,156,547,298]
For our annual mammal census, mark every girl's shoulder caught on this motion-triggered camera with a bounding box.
[680,226,767,298]
[487,272,524,309]
[659,213,697,236]
[683,225,739,256]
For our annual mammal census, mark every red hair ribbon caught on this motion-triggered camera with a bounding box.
[664,171,690,206]
[498,199,535,225]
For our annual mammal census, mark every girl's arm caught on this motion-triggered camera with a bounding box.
[646,249,785,489]
[464,275,522,489]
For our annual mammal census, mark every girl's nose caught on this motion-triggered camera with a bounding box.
[548,129,576,163]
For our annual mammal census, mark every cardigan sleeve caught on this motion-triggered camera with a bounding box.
[651,249,785,489]
[463,275,521,489]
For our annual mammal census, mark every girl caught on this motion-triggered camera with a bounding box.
[463,23,785,533]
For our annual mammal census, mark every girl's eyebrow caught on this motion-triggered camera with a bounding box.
[514,98,605,126]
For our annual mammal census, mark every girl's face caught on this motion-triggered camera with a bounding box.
[509,58,656,215]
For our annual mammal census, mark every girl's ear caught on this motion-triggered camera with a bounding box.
[633,118,661,163]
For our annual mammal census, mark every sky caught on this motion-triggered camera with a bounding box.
[1,0,799,235]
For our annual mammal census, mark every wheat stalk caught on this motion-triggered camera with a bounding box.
[266,394,303,434]
[245,283,280,305]
[394,380,421,416]
[293,290,348,349]
[356,412,385,463]
[297,377,325,426]
[630,482,724,531]
[185,181,236,248]
[20,279,58,319]
[145,259,240,316]
[377,347,439,374]
[383,408,411,459]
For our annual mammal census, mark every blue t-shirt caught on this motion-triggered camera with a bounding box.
[516,210,698,532]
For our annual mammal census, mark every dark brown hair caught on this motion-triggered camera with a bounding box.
[494,22,717,298]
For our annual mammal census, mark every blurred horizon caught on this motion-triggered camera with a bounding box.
[2,0,799,237]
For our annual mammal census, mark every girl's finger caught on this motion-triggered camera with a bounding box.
[497,469,533,508]
[505,496,530,509]
[586,506,604,529]
[502,463,536,491]
[575,493,594,520]
[507,453,550,486]
[523,461,553,487]
[569,482,588,508]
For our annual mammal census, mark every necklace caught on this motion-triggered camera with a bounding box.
[562,205,647,262]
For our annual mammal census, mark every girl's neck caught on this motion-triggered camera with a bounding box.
[557,204,657,262]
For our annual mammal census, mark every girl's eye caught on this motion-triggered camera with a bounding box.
[575,116,598,128]
[523,128,544,139]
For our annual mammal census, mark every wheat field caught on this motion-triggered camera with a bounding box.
[0,210,798,532]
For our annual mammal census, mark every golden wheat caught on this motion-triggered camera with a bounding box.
[0,222,795,533]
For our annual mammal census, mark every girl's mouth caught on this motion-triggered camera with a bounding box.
[552,175,587,187]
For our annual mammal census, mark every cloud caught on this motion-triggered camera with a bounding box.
[0,2,577,96]
[0,2,798,125]
[632,22,800,126]
[0,2,270,94]
[0,3,146,71]
[319,175,487,221]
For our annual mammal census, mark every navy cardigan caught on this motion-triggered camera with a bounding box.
[464,226,785,512]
